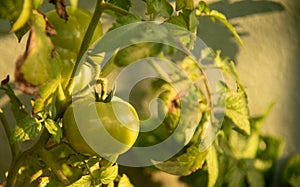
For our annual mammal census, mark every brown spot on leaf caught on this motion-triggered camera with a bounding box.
[15,54,40,95]
[49,0,69,21]
[1,75,10,85]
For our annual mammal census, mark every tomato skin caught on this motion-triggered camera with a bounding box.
[63,97,140,156]
[46,7,103,89]
[46,7,103,57]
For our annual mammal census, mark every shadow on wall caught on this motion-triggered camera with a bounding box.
[198,0,284,61]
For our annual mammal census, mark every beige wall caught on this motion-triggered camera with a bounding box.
[199,0,300,185]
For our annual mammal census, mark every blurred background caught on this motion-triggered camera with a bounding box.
[0,0,299,186]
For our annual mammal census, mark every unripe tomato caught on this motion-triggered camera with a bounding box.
[46,7,103,89]
[63,97,140,157]
[46,7,103,58]
[114,42,163,67]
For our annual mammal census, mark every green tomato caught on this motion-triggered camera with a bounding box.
[63,97,140,157]
[46,6,103,58]
[114,42,163,67]
[47,7,103,89]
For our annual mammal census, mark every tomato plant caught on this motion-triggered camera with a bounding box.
[0,0,289,186]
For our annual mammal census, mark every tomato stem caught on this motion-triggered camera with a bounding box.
[5,130,50,187]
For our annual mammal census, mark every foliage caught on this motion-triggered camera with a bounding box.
[0,0,292,187]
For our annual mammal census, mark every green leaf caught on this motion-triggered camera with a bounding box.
[33,0,43,9]
[246,169,265,187]
[11,117,42,142]
[33,75,61,114]
[154,145,208,176]
[93,164,118,185]
[107,0,132,11]
[0,81,28,121]
[20,11,54,86]
[109,14,141,30]
[196,1,243,47]
[176,0,194,11]
[118,174,134,187]
[146,0,173,19]
[44,118,62,143]
[197,1,210,14]
[206,146,218,187]
[222,84,251,136]
[68,175,92,187]
[214,51,239,81]
[38,176,64,187]
[0,0,23,20]
[283,153,300,187]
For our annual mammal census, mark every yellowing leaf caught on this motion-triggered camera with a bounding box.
[118,174,134,187]
[154,145,208,176]
[206,146,218,187]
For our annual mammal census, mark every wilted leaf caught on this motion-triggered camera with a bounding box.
[154,145,208,176]
[49,0,68,21]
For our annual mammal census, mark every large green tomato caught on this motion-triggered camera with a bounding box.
[46,7,102,57]
[63,97,140,157]
[46,7,103,88]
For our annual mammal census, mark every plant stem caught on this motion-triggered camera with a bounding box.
[38,147,70,185]
[65,0,105,99]
[0,108,20,158]
[5,130,49,187]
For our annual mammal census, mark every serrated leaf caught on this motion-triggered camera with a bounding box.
[206,146,218,187]
[223,84,250,136]
[95,164,118,185]
[196,2,243,47]
[68,175,92,187]
[11,117,42,142]
[214,51,239,81]
[154,145,208,176]
[176,0,194,11]
[107,0,132,11]
[118,174,134,187]
[44,118,62,143]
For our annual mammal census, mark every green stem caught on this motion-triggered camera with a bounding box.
[38,147,70,185]
[0,108,20,158]
[65,0,105,98]
[5,130,49,187]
